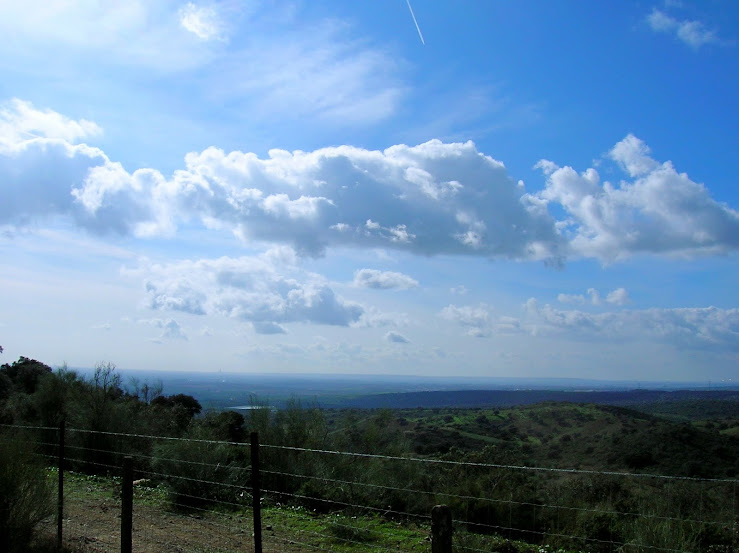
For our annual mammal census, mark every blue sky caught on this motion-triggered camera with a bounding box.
[1,0,737,381]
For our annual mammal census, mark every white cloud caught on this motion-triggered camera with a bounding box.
[646,9,718,48]
[0,1,217,72]
[521,300,739,352]
[139,252,364,329]
[220,18,405,125]
[587,288,601,306]
[353,269,419,290]
[559,287,629,306]
[557,293,585,305]
[179,3,225,41]
[440,304,492,337]
[536,134,739,261]
[0,99,101,148]
[139,318,188,341]
[606,287,630,306]
[355,307,410,329]
[0,3,403,123]
[495,316,521,334]
[62,136,563,259]
[451,285,468,295]
[3,101,738,266]
[385,331,409,344]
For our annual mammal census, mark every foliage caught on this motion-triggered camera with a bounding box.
[152,424,249,507]
[0,432,53,553]
[0,356,53,395]
[0,353,736,552]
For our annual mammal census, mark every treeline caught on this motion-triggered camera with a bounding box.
[1,357,737,553]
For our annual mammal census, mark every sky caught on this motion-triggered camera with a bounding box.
[1,0,738,382]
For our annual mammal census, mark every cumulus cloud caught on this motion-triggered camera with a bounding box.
[0,100,167,234]
[385,331,410,344]
[139,318,188,341]
[355,307,410,329]
[521,300,739,351]
[3,100,738,265]
[535,134,739,261]
[440,304,492,337]
[353,269,419,290]
[606,287,630,305]
[2,100,561,259]
[647,9,718,48]
[97,140,561,258]
[139,251,364,329]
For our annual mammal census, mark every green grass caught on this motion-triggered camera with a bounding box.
[53,468,594,553]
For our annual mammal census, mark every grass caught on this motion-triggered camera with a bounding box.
[51,468,592,553]
[261,504,431,553]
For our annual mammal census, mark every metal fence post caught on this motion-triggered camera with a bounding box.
[432,504,453,553]
[121,456,133,553]
[250,432,263,553]
[57,420,65,550]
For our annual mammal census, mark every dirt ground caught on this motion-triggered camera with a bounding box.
[38,492,303,553]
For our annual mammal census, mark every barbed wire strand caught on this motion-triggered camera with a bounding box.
[261,443,738,483]
[7,422,736,483]
[62,443,251,472]
[260,466,732,527]
[66,426,249,447]
[459,519,692,553]
[262,487,431,521]
[5,422,736,553]
[138,468,252,492]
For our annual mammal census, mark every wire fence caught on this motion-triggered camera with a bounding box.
[1,423,736,553]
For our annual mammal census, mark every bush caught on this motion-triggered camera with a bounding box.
[152,426,248,508]
[0,434,53,553]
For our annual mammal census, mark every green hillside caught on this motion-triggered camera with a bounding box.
[328,402,739,478]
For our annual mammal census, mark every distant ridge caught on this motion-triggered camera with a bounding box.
[332,389,739,410]
[64,368,738,410]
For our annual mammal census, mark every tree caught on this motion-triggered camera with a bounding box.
[151,393,202,433]
[0,357,52,395]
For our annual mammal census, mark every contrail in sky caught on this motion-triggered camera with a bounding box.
[406,0,425,45]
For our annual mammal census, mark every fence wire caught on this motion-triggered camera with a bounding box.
[2,423,736,553]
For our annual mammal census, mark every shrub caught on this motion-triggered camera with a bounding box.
[0,433,53,553]
[152,426,248,508]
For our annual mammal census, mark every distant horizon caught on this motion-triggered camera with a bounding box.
[63,365,738,391]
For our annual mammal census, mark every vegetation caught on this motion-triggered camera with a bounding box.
[0,432,54,553]
[1,354,737,553]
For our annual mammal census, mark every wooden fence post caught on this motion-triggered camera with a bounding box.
[250,432,263,553]
[57,420,65,550]
[431,504,453,553]
[121,456,133,553]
